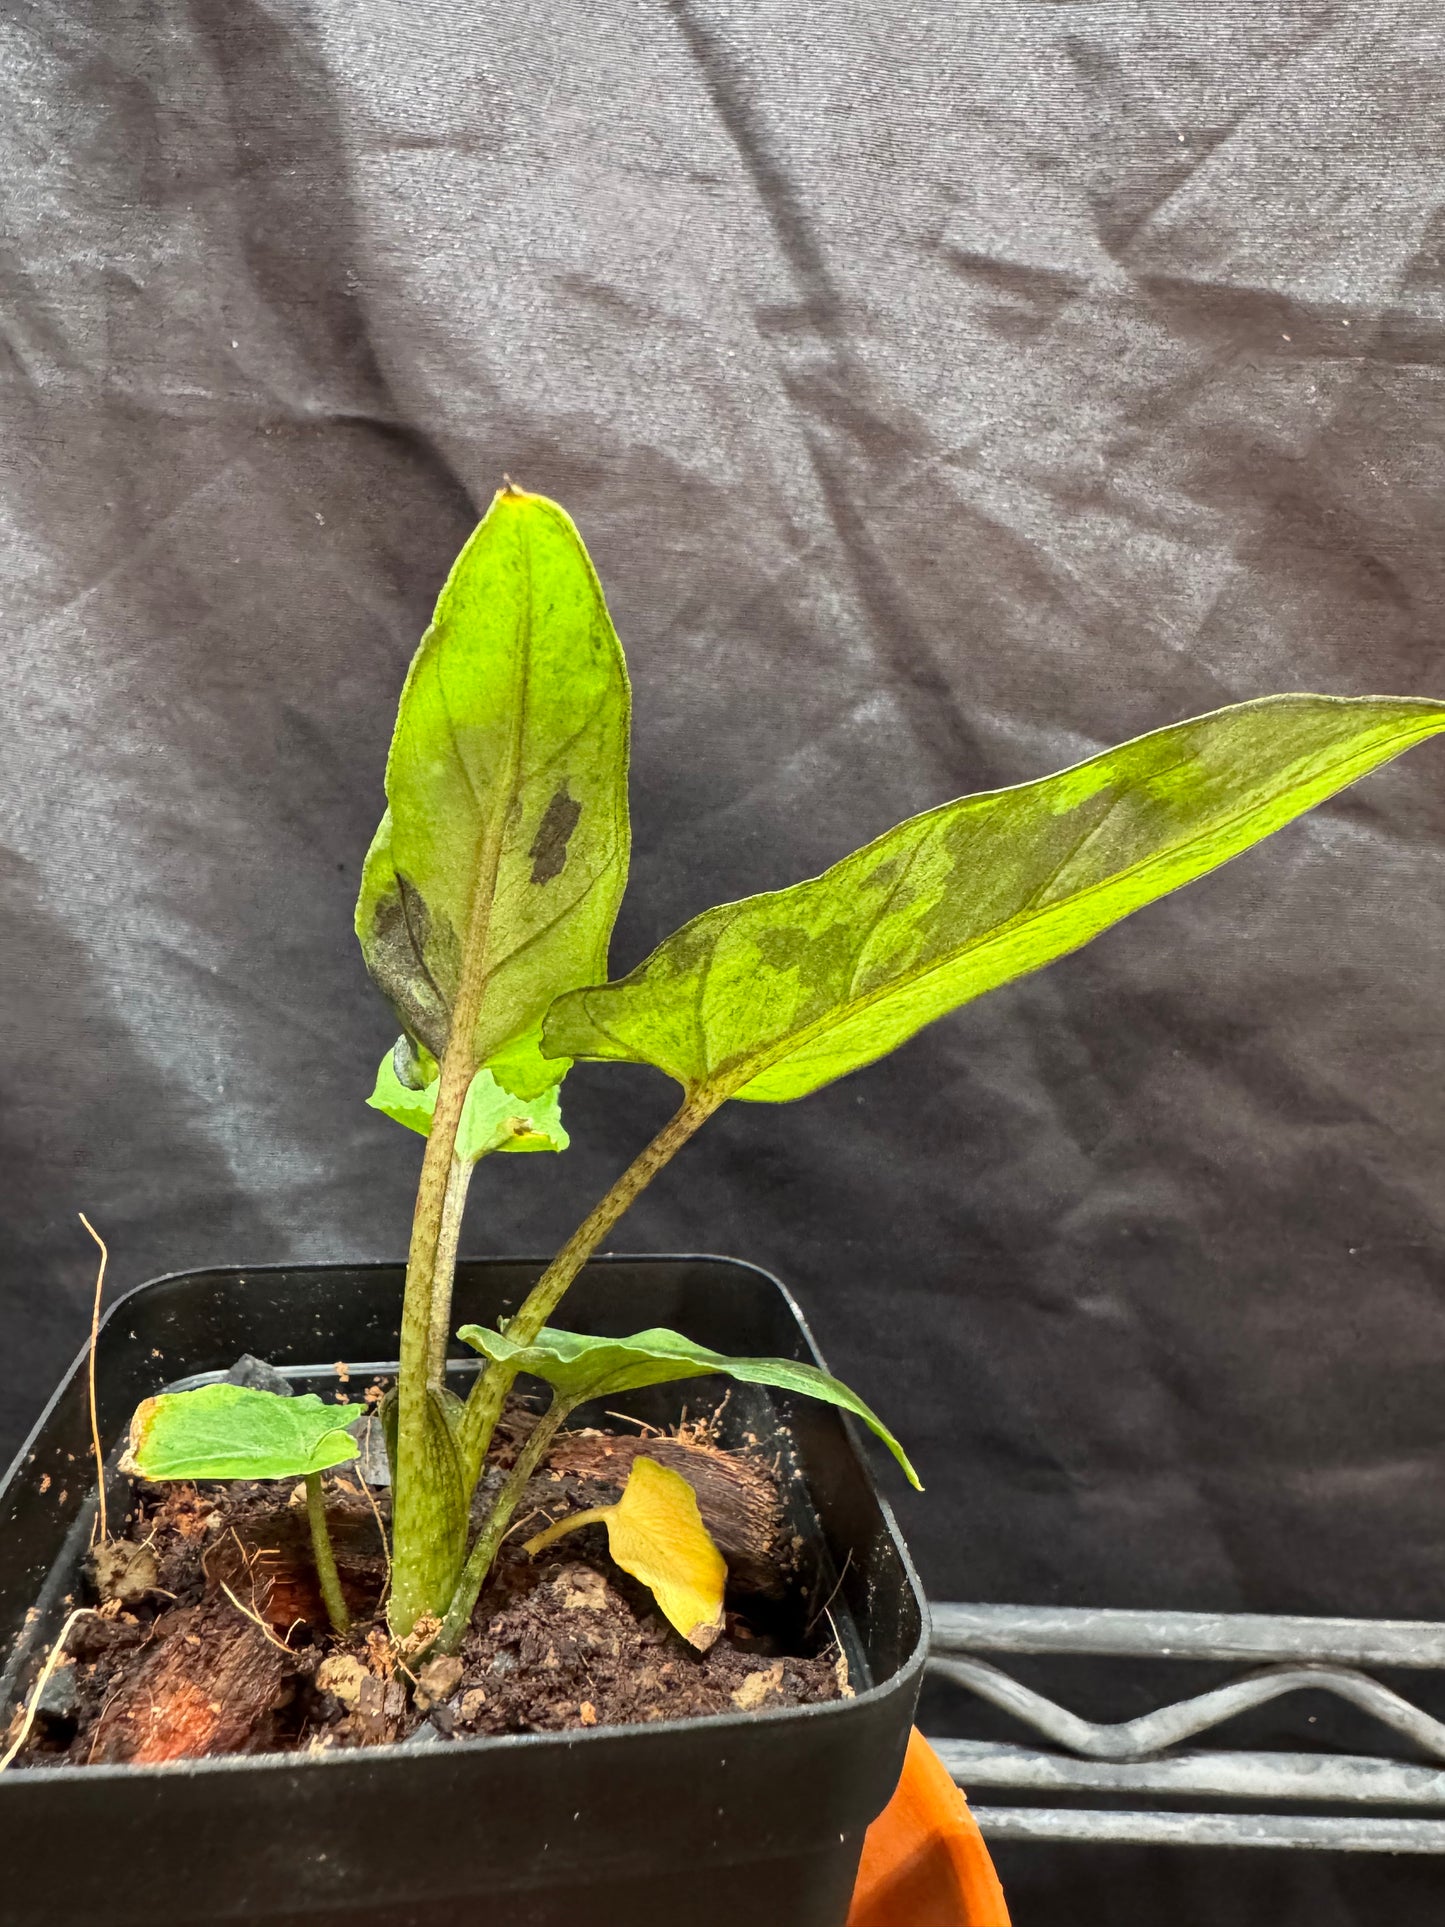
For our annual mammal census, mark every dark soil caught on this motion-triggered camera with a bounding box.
[10,1402,850,1768]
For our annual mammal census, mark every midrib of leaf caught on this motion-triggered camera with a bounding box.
[699,716,1438,1094]
[446,516,536,1061]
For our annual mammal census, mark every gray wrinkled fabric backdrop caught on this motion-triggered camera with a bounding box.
[3,1,1444,1918]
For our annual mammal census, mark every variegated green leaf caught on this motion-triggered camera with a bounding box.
[545,695,1445,1103]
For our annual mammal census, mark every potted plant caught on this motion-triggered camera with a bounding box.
[1,483,1440,1927]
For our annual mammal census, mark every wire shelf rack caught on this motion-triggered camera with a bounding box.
[925,1603,1445,1853]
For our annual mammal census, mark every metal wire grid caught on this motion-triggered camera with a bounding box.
[925,1604,1445,1852]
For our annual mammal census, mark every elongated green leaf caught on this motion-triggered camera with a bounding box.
[457,1323,921,1488]
[355,486,630,1081]
[368,1049,569,1159]
[544,695,1445,1102]
[119,1384,360,1482]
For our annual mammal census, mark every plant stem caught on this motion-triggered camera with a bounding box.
[434,1398,571,1656]
[522,1505,612,1558]
[427,1153,474,1387]
[391,813,509,1634]
[456,1089,723,1481]
[304,1472,352,1637]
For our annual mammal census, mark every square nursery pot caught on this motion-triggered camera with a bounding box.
[0,1256,927,1927]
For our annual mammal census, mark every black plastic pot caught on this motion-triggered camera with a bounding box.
[0,1256,927,1927]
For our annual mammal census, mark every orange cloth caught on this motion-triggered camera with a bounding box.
[847,1728,1011,1927]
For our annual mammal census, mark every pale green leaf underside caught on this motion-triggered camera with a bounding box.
[122,1384,360,1482]
[457,1323,921,1489]
[355,487,630,1073]
[544,695,1445,1102]
[368,1050,570,1160]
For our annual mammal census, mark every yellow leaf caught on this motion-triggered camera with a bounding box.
[524,1456,727,1651]
[605,1457,726,1651]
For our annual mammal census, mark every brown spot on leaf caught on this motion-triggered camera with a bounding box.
[366,874,456,1057]
[529,786,582,885]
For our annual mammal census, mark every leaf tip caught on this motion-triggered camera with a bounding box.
[686,1613,725,1653]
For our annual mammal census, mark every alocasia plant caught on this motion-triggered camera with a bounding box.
[124,483,1445,1672]
[353,489,631,1632]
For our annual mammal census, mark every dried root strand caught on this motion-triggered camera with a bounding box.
[0,1608,96,1772]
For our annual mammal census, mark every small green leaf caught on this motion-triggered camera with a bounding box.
[543,694,1445,1103]
[368,1050,570,1160]
[458,1071,568,1157]
[485,1024,575,1103]
[119,1384,360,1482]
[355,486,630,1079]
[367,1045,437,1137]
[456,1323,921,1488]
